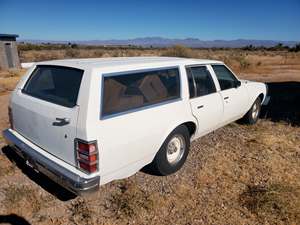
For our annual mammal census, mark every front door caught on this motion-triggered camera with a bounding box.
[210,64,249,123]
[187,66,223,136]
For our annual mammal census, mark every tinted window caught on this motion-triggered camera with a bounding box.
[212,65,237,90]
[23,65,83,107]
[186,68,196,98]
[186,66,216,98]
[102,68,180,116]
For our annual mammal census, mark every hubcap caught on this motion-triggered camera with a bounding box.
[252,102,259,119]
[166,135,185,164]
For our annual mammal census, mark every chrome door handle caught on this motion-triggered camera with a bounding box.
[52,117,70,126]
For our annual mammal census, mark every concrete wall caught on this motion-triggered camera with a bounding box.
[0,40,20,69]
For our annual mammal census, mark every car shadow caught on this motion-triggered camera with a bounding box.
[260,81,300,126]
[2,146,77,201]
[0,214,31,225]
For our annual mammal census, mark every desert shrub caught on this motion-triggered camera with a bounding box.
[162,45,196,58]
[240,58,251,70]
[289,43,300,52]
[92,50,104,57]
[65,48,79,58]
[29,51,63,61]
[126,50,141,57]
[111,50,121,57]
[70,43,78,49]
[218,55,232,66]
[234,55,251,71]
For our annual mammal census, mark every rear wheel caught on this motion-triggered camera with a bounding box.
[145,125,190,176]
[239,97,261,125]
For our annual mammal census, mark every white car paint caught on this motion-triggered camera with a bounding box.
[8,57,267,187]
[21,62,35,69]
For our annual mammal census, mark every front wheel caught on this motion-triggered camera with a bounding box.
[239,97,261,125]
[145,125,190,176]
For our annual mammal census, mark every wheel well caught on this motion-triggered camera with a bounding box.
[258,93,264,103]
[181,122,196,137]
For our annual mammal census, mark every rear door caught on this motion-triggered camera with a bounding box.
[210,64,249,123]
[11,65,83,166]
[186,65,223,136]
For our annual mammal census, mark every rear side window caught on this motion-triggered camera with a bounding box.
[23,65,83,107]
[102,68,180,117]
[186,66,216,98]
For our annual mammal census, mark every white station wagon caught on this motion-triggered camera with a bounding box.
[3,57,268,195]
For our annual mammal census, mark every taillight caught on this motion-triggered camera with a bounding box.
[8,106,14,129]
[75,139,98,174]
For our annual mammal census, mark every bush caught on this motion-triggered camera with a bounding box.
[65,48,79,58]
[289,43,300,52]
[162,45,196,58]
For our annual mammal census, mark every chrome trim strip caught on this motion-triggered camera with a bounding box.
[2,129,100,195]
[101,97,182,120]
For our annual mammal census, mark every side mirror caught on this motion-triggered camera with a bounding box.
[234,80,241,88]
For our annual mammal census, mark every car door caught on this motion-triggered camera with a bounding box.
[210,64,249,124]
[186,65,223,136]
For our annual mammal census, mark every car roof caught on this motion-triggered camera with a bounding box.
[36,57,223,70]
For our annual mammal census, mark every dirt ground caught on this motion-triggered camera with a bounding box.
[0,49,299,225]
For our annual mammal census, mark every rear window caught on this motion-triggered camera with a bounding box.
[102,68,180,117]
[23,65,83,107]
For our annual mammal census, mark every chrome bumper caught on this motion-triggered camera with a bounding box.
[2,129,100,195]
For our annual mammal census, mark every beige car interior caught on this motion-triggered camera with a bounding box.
[103,75,168,114]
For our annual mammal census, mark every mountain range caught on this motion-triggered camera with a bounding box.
[19,37,299,48]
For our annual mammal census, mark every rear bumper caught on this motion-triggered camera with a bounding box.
[2,129,100,195]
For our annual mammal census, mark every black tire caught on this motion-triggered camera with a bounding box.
[238,97,262,125]
[144,125,190,176]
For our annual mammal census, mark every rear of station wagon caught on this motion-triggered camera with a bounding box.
[3,57,267,195]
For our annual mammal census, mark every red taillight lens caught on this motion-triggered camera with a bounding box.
[8,106,14,129]
[76,140,98,174]
[78,142,97,154]
[79,162,98,173]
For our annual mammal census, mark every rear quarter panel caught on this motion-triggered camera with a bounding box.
[81,65,197,185]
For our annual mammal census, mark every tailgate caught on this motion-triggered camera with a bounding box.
[11,65,83,166]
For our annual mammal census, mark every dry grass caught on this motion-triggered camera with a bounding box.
[240,183,300,223]
[162,45,197,58]
[17,46,300,82]
[1,48,299,95]
[108,180,155,220]
[3,184,42,214]
[0,119,299,225]
[69,198,93,225]
[0,159,15,178]
[0,69,26,94]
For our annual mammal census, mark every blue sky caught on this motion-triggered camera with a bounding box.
[0,0,299,41]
